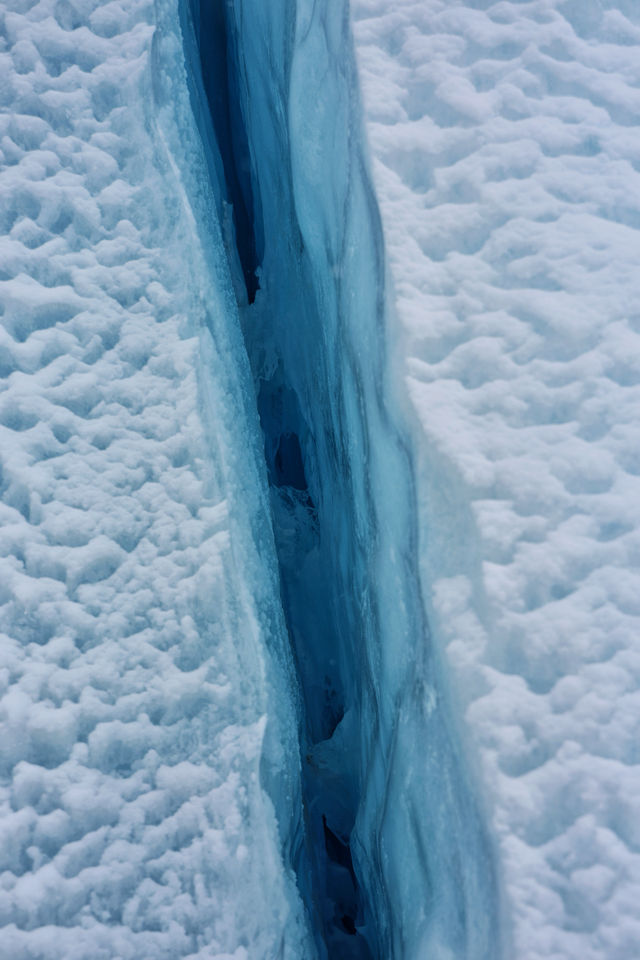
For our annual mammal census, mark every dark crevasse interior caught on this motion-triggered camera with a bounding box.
[181,2,372,955]
[257,371,372,958]
[178,1,502,958]
[183,0,262,304]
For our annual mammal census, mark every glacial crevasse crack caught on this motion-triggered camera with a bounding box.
[179,0,501,956]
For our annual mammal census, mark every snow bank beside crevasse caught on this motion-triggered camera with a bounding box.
[0,0,310,955]
[352,1,640,957]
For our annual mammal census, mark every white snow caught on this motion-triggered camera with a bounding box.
[351,1,640,957]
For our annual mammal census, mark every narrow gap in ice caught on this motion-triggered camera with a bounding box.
[186,0,262,303]
[254,331,373,959]
[249,235,374,957]
[179,1,501,957]
[182,2,373,955]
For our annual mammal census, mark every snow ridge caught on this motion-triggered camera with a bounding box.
[352,1,640,958]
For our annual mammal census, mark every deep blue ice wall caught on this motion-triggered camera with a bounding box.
[179,0,502,957]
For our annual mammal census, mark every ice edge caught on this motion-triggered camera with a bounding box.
[173,0,503,956]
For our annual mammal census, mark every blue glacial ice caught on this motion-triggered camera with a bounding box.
[173,0,502,956]
[0,0,502,957]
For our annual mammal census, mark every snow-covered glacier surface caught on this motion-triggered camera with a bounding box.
[0,0,501,957]
[352,1,640,958]
[3,0,637,957]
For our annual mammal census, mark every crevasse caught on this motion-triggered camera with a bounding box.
[172,0,501,956]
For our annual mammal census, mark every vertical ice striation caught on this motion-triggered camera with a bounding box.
[180,0,502,957]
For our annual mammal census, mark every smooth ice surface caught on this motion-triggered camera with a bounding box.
[0,0,311,956]
[351,1,640,957]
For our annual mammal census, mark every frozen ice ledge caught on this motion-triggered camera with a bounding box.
[173,1,502,957]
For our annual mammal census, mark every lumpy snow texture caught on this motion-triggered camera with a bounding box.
[0,0,310,956]
[351,1,640,958]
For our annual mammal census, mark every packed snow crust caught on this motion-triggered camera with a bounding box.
[351,1,640,958]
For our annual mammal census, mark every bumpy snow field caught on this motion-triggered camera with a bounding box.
[352,1,640,958]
